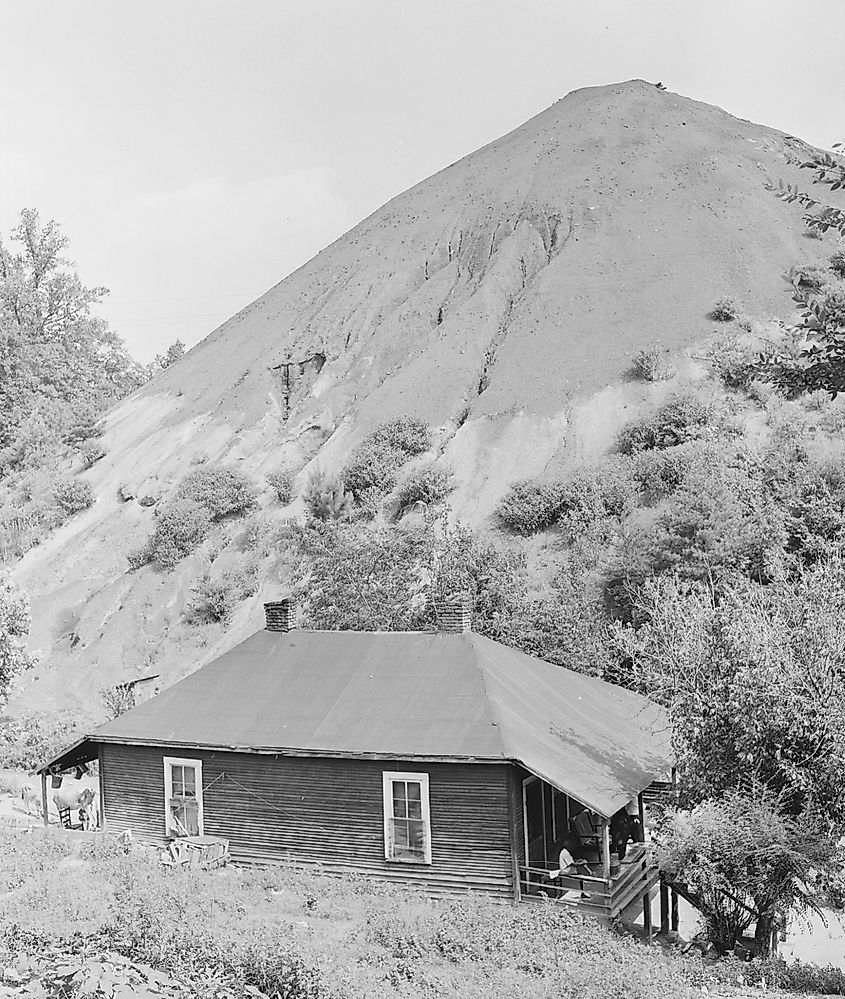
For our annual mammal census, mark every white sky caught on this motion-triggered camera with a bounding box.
[1,0,843,361]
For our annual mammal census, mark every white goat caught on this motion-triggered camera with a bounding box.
[52,778,98,828]
[20,782,41,816]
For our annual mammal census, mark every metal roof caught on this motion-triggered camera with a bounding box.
[44,630,671,818]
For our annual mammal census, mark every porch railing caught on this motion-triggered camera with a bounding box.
[518,843,659,918]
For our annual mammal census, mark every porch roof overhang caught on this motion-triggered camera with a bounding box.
[37,736,99,776]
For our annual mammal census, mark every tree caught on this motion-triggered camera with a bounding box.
[0,209,147,466]
[617,558,845,952]
[0,571,36,704]
[295,518,528,640]
[660,790,841,955]
[154,339,185,370]
[763,145,845,395]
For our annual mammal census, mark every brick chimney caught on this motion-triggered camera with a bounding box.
[264,597,298,633]
[435,593,472,634]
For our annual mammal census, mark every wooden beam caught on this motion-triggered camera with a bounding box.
[671,887,679,932]
[97,744,106,832]
[506,769,521,902]
[601,820,611,882]
[637,791,646,841]
[660,882,670,935]
[643,889,653,942]
[40,771,48,827]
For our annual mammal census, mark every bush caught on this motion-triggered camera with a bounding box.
[632,445,696,499]
[821,279,845,327]
[796,264,831,290]
[705,330,756,389]
[175,466,258,520]
[80,442,105,469]
[497,466,635,535]
[303,468,354,521]
[267,468,295,504]
[709,296,739,321]
[830,242,845,279]
[52,479,94,515]
[342,417,430,499]
[631,342,675,381]
[555,465,637,530]
[391,461,454,512]
[366,415,430,455]
[497,478,566,535]
[129,499,212,569]
[617,393,716,454]
[730,955,845,994]
[186,564,258,623]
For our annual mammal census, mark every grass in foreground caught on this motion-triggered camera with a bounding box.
[0,828,843,998]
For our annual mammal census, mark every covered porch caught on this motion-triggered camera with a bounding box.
[516,773,665,925]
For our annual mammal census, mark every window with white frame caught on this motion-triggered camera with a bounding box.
[382,771,431,863]
[163,757,204,837]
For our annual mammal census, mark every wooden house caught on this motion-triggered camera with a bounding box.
[41,598,671,918]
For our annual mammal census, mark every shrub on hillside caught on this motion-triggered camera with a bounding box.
[266,468,295,504]
[80,442,105,469]
[796,264,831,290]
[709,296,739,322]
[342,416,430,499]
[555,465,637,530]
[366,415,430,455]
[129,498,212,570]
[497,466,635,536]
[390,460,454,513]
[631,342,675,381]
[175,466,258,520]
[632,444,696,499]
[303,468,354,522]
[186,564,258,624]
[830,242,845,279]
[705,330,756,389]
[617,393,717,454]
[496,478,567,535]
[53,479,94,515]
[821,279,845,327]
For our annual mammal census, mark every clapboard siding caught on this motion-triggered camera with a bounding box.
[101,744,516,896]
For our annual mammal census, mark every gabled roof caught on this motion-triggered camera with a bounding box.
[44,630,672,818]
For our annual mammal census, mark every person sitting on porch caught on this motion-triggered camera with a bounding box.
[547,843,593,899]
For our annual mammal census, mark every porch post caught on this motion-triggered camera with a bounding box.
[670,887,679,932]
[659,882,670,935]
[40,771,48,827]
[97,744,106,833]
[601,819,611,882]
[637,791,646,841]
[643,890,653,942]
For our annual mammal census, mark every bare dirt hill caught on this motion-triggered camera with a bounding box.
[10,79,841,715]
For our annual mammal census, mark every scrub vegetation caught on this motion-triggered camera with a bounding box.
[3,828,834,999]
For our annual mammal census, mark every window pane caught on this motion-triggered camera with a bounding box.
[183,769,196,794]
[407,782,421,803]
[393,820,409,849]
[392,781,407,818]
[407,798,422,820]
[171,799,200,837]
[408,818,425,854]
